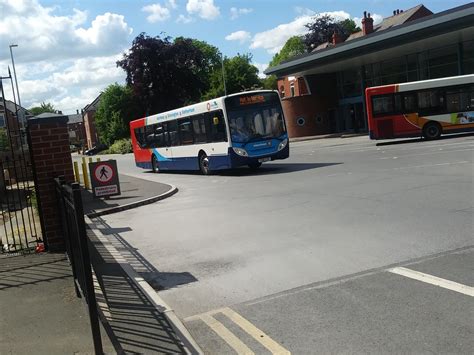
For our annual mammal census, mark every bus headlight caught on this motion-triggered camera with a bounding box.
[278,138,288,151]
[232,147,248,157]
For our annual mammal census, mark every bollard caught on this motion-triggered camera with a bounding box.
[82,161,91,190]
[73,161,81,184]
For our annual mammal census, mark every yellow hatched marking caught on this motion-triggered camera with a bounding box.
[221,308,291,355]
[200,314,255,354]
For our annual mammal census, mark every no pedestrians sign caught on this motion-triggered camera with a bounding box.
[89,160,121,198]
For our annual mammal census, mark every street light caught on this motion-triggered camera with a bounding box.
[9,44,21,110]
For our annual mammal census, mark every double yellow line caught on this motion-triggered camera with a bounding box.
[186,307,290,354]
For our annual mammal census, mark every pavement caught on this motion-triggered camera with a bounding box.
[96,133,474,354]
[0,252,115,354]
[0,172,188,354]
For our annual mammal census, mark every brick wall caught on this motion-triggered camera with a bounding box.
[28,116,74,251]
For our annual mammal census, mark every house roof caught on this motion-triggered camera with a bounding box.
[0,100,30,115]
[83,93,102,113]
[67,113,83,124]
[265,3,474,77]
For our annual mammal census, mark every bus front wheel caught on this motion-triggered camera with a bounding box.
[422,122,442,140]
[199,153,210,175]
[151,155,160,173]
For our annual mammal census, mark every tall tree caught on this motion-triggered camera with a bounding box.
[204,54,261,99]
[117,33,207,116]
[269,36,306,68]
[95,83,137,146]
[303,15,359,52]
[29,102,56,116]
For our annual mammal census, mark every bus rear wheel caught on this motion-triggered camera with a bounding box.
[199,153,210,175]
[422,122,442,140]
[151,155,159,173]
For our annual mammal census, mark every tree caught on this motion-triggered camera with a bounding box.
[269,36,306,68]
[303,15,359,52]
[340,19,361,34]
[95,83,137,146]
[29,102,56,116]
[262,75,277,90]
[204,54,261,99]
[117,33,208,116]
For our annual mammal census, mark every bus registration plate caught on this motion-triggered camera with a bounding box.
[258,157,271,163]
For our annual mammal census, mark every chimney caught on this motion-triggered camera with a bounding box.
[332,31,343,45]
[76,109,79,114]
[393,10,396,15]
[362,11,374,35]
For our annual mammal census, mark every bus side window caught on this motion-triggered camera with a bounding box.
[178,119,194,145]
[192,115,207,143]
[208,110,227,142]
[167,120,179,146]
[134,127,146,148]
[402,93,417,113]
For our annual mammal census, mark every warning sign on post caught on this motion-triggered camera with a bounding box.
[89,160,121,198]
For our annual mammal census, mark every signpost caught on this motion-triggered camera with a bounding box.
[89,160,121,198]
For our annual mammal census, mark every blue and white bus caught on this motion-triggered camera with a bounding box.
[130,90,289,174]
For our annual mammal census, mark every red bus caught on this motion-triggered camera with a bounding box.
[366,74,474,140]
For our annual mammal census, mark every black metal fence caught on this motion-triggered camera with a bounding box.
[55,176,103,354]
[1,77,41,253]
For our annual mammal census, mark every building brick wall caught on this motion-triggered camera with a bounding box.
[280,74,338,137]
[28,116,74,251]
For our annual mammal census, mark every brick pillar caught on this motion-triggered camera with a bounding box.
[28,114,74,251]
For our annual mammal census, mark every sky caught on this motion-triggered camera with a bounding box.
[0,0,470,114]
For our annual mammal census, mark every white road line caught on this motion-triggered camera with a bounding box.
[388,267,474,297]
[221,308,291,355]
[200,314,255,355]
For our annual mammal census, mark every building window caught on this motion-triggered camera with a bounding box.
[0,114,5,128]
[280,86,285,98]
[290,83,295,97]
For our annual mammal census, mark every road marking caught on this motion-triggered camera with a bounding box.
[221,308,291,355]
[388,267,474,297]
[186,307,291,354]
[200,313,255,355]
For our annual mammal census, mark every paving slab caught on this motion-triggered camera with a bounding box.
[0,252,115,354]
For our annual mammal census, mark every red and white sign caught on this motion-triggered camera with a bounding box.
[93,162,114,184]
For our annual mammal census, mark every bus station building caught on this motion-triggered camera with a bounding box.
[265,3,474,138]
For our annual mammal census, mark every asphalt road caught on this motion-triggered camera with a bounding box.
[98,134,473,354]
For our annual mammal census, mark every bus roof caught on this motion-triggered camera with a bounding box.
[366,74,474,94]
[130,90,278,126]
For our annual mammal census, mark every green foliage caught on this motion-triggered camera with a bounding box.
[204,54,261,99]
[303,15,360,51]
[0,128,8,151]
[262,75,278,90]
[29,102,56,116]
[340,19,361,34]
[117,33,208,116]
[102,138,132,154]
[95,84,137,146]
[269,36,305,67]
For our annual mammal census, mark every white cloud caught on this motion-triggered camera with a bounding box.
[0,0,133,63]
[186,0,219,20]
[167,0,178,9]
[253,62,269,79]
[250,10,374,54]
[0,1,130,114]
[225,30,251,44]
[176,14,193,23]
[142,3,171,23]
[230,7,253,20]
[353,13,383,28]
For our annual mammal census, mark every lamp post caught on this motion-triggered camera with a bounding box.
[9,44,21,109]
